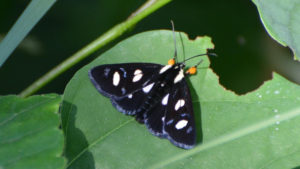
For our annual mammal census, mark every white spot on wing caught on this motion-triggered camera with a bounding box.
[133,69,143,82]
[143,83,154,93]
[162,94,169,105]
[113,71,120,86]
[175,119,188,129]
[134,69,142,75]
[128,94,133,99]
[174,69,184,83]
[159,65,172,74]
[175,99,185,111]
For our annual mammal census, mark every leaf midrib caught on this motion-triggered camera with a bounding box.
[192,97,294,104]
[148,106,300,169]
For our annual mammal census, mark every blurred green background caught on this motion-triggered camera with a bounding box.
[0,0,295,95]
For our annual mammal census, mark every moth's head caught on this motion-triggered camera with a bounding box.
[167,58,186,69]
[167,58,197,75]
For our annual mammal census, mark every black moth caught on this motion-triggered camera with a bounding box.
[89,23,212,149]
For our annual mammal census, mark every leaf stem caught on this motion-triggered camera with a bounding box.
[19,0,172,97]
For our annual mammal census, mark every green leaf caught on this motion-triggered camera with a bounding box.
[62,30,300,169]
[0,94,65,169]
[0,0,56,67]
[252,0,300,59]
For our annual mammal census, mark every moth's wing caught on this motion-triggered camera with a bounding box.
[144,92,170,137]
[89,63,162,97]
[110,85,154,116]
[164,79,196,149]
[89,63,163,115]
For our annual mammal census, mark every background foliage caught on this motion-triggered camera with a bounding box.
[0,0,296,95]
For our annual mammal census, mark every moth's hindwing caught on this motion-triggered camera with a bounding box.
[144,92,169,137]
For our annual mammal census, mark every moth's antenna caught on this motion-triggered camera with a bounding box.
[179,33,186,63]
[194,59,203,68]
[184,53,217,62]
[171,20,178,62]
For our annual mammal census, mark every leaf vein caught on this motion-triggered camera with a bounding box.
[148,107,300,169]
[67,118,134,168]
[0,98,55,126]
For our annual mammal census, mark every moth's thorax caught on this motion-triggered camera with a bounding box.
[173,62,185,70]
[139,63,181,102]
[158,63,185,85]
[141,63,186,105]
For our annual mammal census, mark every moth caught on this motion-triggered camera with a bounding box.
[89,22,213,149]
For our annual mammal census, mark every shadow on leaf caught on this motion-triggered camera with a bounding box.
[61,101,95,169]
[187,78,203,145]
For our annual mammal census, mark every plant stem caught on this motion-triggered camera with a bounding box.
[19,0,172,98]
